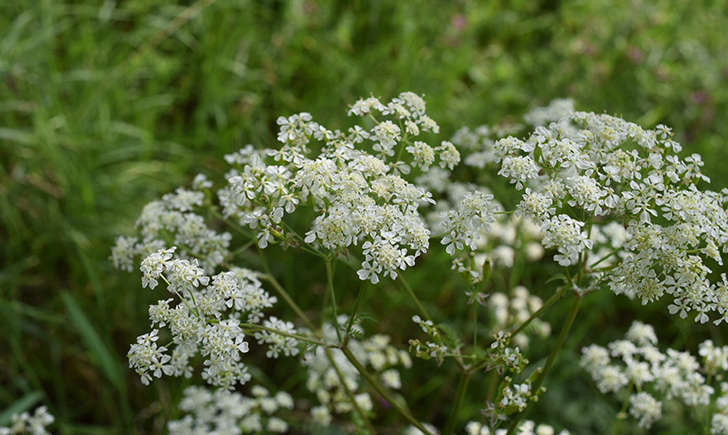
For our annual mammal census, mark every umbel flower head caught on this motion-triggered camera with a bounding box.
[0,406,54,435]
[168,385,295,434]
[113,92,466,394]
[475,110,728,323]
[112,93,728,434]
[582,321,728,431]
[126,248,292,389]
[217,92,461,284]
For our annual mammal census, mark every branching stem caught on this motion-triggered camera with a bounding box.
[510,286,566,337]
[341,346,432,434]
[506,292,582,434]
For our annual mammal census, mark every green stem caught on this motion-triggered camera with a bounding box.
[589,247,621,270]
[259,270,374,432]
[510,286,565,337]
[229,239,256,258]
[344,284,367,344]
[261,273,316,330]
[395,133,410,163]
[444,372,471,435]
[240,323,329,347]
[507,293,582,435]
[472,302,479,347]
[160,274,199,319]
[534,293,581,391]
[340,346,431,434]
[399,274,432,323]
[704,373,717,435]
[325,257,342,342]
[610,382,633,435]
[590,264,619,273]
[211,208,254,239]
[576,218,594,284]
[324,347,376,434]
[280,221,327,258]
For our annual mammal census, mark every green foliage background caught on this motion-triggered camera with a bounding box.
[1,0,727,433]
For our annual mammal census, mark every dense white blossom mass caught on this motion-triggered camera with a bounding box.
[111,93,728,434]
[582,321,728,431]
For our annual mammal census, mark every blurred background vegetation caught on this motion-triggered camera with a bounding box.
[1,0,727,433]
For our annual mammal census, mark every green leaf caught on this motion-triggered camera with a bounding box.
[546,273,567,285]
[0,391,43,426]
[61,293,124,392]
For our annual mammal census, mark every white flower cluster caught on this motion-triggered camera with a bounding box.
[128,249,298,389]
[253,317,299,359]
[465,419,570,435]
[523,99,575,127]
[489,286,551,348]
[422,165,542,283]
[712,385,728,435]
[451,125,500,169]
[167,385,294,434]
[0,406,54,435]
[582,321,728,430]
[450,118,524,170]
[489,111,728,322]
[439,191,498,257]
[423,179,503,282]
[111,179,231,273]
[217,92,455,284]
[403,422,440,435]
[451,99,574,171]
[304,320,411,423]
[500,382,533,412]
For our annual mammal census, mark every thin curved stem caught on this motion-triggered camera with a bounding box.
[506,293,582,434]
[239,323,329,347]
[210,209,255,239]
[534,292,581,389]
[399,274,432,323]
[160,274,199,319]
[472,302,479,347]
[260,273,316,330]
[444,371,471,435]
[341,346,432,434]
[256,249,427,433]
[610,382,633,435]
[588,247,621,270]
[344,284,367,345]
[324,347,376,434]
[325,257,342,342]
[510,286,566,337]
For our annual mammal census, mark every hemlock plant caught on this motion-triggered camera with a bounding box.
[112,93,728,434]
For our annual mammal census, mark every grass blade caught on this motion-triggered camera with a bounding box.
[61,293,124,392]
[0,391,43,426]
